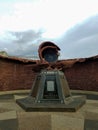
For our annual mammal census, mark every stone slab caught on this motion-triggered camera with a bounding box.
[0,119,18,130]
[16,95,86,112]
[84,119,98,130]
[17,112,51,130]
[14,95,27,100]
[0,108,11,113]
[51,114,84,130]
[0,111,17,120]
[0,111,18,130]
[0,101,23,111]
[85,108,98,120]
[84,105,98,130]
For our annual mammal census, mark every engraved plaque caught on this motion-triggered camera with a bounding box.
[47,81,54,91]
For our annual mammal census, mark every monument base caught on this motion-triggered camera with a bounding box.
[16,95,86,112]
[16,70,86,112]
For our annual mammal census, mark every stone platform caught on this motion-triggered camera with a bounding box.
[16,96,86,112]
[0,90,98,130]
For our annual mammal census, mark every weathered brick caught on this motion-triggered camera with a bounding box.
[0,56,98,91]
[65,59,98,91]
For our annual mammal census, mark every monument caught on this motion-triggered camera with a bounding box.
[16,41,86,111]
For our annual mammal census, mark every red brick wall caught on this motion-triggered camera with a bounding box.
[0,58,98,91]
[64,59,98,91]
[0,59,37,91]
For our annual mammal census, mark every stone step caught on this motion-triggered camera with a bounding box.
[0,111,18,130]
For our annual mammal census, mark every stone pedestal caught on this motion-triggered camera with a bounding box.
[16,70,86,112]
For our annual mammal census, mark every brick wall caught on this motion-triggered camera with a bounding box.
[0,57,98,91]
[0,58,37,91]
[64,59,98,91]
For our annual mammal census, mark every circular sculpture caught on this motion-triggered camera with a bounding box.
[38,41,60,63]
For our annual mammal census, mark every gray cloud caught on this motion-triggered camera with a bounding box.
[61,15,98,42]
[56,15,98,59]
[9,30,42,44]
[0,29,44,58]
[0,15,98,60]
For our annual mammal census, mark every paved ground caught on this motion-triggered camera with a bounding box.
[0,90,98,130]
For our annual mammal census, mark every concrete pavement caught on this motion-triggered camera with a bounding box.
[0,90,98,130]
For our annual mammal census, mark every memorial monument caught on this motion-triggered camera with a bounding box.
[16,41,86,111]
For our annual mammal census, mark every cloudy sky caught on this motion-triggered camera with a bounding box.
[0,0,98,59]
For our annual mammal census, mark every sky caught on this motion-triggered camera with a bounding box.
[0,0,98,59]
